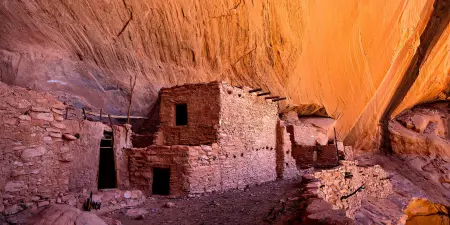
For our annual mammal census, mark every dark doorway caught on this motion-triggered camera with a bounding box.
[175,103,188,126]
[98,131,117,189]
[152,168,171,195]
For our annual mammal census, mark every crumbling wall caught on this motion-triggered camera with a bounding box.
[63,120,104,192]
[291,145,338,169]
[313,161,393,218]
[276,121,301,179]
[0,82,107,215]
[159,82,221,145]
[113,124,132,189]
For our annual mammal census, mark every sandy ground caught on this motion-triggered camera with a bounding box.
[110,179,304,225]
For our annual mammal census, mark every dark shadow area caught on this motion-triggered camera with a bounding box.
[98,131,117,189]
[152,168,171,195]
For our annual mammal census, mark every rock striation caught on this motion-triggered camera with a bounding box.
[0,0,448,149]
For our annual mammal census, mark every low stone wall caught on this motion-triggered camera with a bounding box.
[313,161,393,218]
[128,142,277,195]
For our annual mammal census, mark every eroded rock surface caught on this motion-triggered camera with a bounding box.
[0,0,448,149]
[389,101,450,158]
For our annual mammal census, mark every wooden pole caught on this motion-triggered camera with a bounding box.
[334,127,339,163]
[82,108,87,120]
[65,107,68,119]
[84,110,147,119]
[127,74,137,124]
[265,96,280,100]
[108,114,113,127]
[99,109,102,122]
[272,97,287,102]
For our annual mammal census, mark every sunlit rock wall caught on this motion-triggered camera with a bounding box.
[0,0,448,149]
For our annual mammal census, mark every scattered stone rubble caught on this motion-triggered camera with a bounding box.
[313,161,393,218]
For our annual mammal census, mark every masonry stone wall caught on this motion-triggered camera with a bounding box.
[217,83,278,186]
[159,82,220,145]
[291,145,338,169]
[0,82,130,215]
[138,82,279,196]
[128,146,190,196]
[63,120,104,192]
[276,121,301,179]
[128,141,277,195]
[113,125,133,189]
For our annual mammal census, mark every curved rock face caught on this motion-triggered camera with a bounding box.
[0,0,448,149]
[389,101,450,158]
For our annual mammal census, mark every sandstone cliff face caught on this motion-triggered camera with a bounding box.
[0,0,448,149]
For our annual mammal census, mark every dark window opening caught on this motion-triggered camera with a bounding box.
[98,131,117,189]
[175,103,188,126]
[152,168,171,195]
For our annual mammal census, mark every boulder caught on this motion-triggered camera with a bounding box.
[402,198,450,225]
[25,204,107,225]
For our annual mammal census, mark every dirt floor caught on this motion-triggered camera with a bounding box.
[110,179,305,225]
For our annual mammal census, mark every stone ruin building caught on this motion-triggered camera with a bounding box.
[127,81,340,196]
[0,80,341,217]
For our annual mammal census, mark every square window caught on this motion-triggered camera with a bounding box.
[175,103,188,126]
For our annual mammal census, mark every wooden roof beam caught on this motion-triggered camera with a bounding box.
[257,92,271,96]
[249,88,262,93]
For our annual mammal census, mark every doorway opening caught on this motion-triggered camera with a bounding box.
[98,131,117,189]
[152,167,171,195]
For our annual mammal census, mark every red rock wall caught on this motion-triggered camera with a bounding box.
[159,82,221,145]
[0,0,447,151]
[389,102,450,159]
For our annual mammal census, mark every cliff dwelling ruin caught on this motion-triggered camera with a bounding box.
[0,0,449,224]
